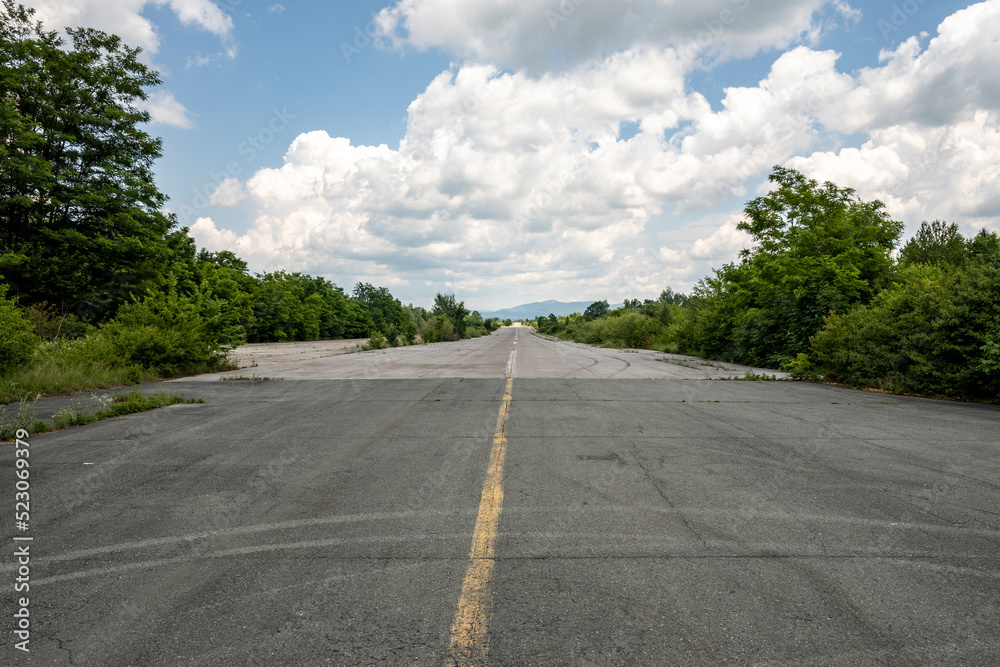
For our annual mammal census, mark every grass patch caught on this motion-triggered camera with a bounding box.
[721,370,783,382]
[660,356,732,371]
[1,389,202,441]
[219,374,281,381]
[0,395,48,440]
[0,337,237,405]
[51,390,202,430]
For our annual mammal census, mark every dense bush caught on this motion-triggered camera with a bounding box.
[97,288,232,375]
[0,287,38,375]
[808,262,1000,399]
[421,314,457,342]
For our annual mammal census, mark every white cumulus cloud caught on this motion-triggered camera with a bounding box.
[376,0,846,72]
[208,177,246,207]
[141,90,194,128]
[190,217,238,252]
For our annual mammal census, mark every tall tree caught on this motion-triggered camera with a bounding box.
[353,282,416,343]
[584,300,609,319]
[0,2,174,319]
[899,220,969,267]
[433,293,469,338]
[693,166,903,367]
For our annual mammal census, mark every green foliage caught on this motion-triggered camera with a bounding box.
[241,271,376,344]
[533,290,691,353]
[23,302,89,341]
[968,228,1000,268]
[603,311,658,348]
[981,341,1000,378]
[362,331,390,350]
[405,303,430,335]
[808,262,1000,399]
[0,286,38,375]
[584,300,610,319]
[251,272,316,342]
[433,293,469,339]
[421,314,456,343]
[0,336,161,404]
[784,353,820,381]
[0,3,175,317]
[353,282,415,345]
[899,220,968,267]
[96,285,231,375]
[690,166,903,368]
[463,310,494,338]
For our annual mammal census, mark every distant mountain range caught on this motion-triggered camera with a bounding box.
[478,299,610,320]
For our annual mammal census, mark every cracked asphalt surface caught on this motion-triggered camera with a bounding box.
[2,328,998,665]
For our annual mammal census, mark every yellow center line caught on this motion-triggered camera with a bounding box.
[446,376,513,666]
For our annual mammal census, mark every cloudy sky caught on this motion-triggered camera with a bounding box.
[24,0,1000,310]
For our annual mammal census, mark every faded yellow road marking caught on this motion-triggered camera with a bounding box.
[446,377,513,666]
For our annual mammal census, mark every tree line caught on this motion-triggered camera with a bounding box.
[535,168,999,402]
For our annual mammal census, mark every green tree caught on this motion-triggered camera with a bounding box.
[899,220,968,267]
[584,300,610,319]
[968,228,1000,268]
[353,282,415,344]
[0,3,175,319]
[421,313,456,343]
[692,166,903,367]
[433,293,469,339]
[98,281,231,375]
[248,272,312,342]
[658,288,688,307]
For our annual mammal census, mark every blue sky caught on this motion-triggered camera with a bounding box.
[25,0,1000,310]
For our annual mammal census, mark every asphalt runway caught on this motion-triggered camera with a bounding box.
[1,329,997,665]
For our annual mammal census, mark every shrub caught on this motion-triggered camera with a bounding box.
[23,303,90,341]
[604,311,660,348]
[421,314,457,343]
[784,353,820,381]
[362,331,390,350]
[97,289,230,375]
[0,287,39,376]
[809,263,1000,399]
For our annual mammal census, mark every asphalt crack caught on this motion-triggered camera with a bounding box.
[628,440,709,549]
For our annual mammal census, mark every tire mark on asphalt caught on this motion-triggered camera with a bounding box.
[606,354,632,378]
